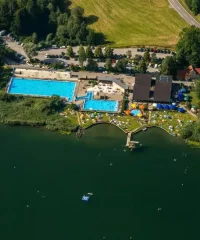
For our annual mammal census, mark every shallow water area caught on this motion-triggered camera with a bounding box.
[0,124,200,240]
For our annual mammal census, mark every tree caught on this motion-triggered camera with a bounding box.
[126,50,132,59]
[176,26,200,67]
[104,46,113,58]
[195,79,200,99]
[133,54,142,65]
[180,123,194,139]
[78,45,86,67]
[143,51,150,63]
[115,59,128,73]
[85,45,94,58]
[186,0,200,15]
[66,46,74,58]
[86,58,98,71]
[94,46,103,58]
[151,53,157,64]
[46,33,53,43]
[160,56,177,77]
[23,43,38,59]
[105,58,112,71]
[32,32,38,44]
[138,59,147,73]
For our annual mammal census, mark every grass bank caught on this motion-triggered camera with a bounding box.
[150,110,196,135]
[72,0,188,47]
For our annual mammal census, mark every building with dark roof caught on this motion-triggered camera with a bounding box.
[133,74,172,103]
[154,75,172,102]
[133,74,152,101]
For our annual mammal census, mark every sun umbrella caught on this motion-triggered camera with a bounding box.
[163,104,169,110]
[131,103,137,109]
[180,88,187,93]
[157,104,163,109]
[169,105,176,110]
[178,107,185,113]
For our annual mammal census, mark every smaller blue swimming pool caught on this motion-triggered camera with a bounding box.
[83,99,119,112]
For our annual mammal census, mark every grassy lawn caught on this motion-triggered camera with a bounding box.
[72,0,188,47]
[79,112,141,131]
[178,0,200,22]
[189,91,199,107]
[151,110,196,135]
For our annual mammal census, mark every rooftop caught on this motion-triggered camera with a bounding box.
[133,74,152,101]
[133,74,172,103]
[154,75,172,102]
[97,76,128,90]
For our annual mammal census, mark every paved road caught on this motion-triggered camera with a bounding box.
[169,0,200,27]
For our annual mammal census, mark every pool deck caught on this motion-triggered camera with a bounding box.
[14,69,78,82]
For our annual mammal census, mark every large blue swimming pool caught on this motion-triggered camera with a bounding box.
[8,78,76,101]
[83,99,119,112]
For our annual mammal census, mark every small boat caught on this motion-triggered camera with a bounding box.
[87,193,93,195]
[142,128,147,131]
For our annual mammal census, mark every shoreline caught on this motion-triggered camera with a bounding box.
[84,121,176,137]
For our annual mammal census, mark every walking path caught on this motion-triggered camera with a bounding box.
[148,111,152,124]
[76,112,81,126]
[169,0,200,28]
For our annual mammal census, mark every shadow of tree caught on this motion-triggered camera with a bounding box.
[85,15,99,25]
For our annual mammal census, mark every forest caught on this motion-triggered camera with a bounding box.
[0,0,103,46]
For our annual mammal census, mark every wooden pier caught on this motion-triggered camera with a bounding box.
[126,132,139,149]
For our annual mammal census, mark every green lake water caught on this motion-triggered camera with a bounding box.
[0,124,200,240]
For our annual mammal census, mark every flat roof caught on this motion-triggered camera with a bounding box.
[154,75,172,102]
[98,76,128,89]
[133,74,152,101]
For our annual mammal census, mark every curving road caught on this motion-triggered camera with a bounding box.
[169,0,200,27]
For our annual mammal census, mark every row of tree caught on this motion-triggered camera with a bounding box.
[0,0,103,47]
[185,0,200,15]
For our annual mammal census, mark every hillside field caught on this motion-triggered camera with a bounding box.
[72,0,188,47]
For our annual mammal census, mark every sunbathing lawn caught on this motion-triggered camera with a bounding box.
[178,0,200,23]
[79,112,141,132]
[72,0,188,47]
[151,111,196,135]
